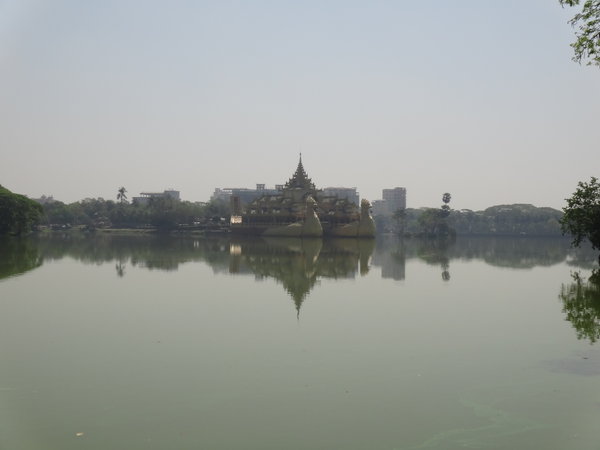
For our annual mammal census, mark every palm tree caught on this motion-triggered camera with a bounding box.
[439,192,453,236]
[441,192,451,218]
[117,187,127,204]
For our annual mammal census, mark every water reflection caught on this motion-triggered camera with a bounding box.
[2,234,598,319]
[115,259,126,277]
[416,238,453,281]
[229,238,374,315]
[2,235,595,280]
[0,238,43,280]
[559,275,600,343]
[372,238,406,281]
[375,235,590,270]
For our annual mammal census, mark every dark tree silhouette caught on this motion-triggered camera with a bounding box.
[561,177,600,278]
[117,187,128,204]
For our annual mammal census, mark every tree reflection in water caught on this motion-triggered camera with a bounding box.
[4,234,600,326]
[0,237,43,280]
[115,259,126,277]
[414,237,454,282]
[559,274,600,343]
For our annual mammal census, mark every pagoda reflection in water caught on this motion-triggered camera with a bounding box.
[6,235,590,323]
[228,237,375,317]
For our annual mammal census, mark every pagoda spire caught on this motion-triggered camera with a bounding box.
[285,154,315,190]
[296,153,305,176]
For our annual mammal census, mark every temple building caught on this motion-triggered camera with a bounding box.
[230,156,375,238]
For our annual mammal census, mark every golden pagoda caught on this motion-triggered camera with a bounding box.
[230,156,375,238]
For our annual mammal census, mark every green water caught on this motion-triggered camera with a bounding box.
[0,234,599,450]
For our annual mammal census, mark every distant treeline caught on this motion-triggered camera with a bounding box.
[40,197,230,230]
[43,200,563,236]
[376,204,563,236]
[0,184,566,237]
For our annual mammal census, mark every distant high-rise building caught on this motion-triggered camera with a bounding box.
[372,187,407,216]
[382,187,406,213]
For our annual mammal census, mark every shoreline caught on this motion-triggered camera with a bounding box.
[29,226,567,239]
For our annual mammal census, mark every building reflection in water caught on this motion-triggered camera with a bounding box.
[228,238,374,316]
[372,236,406,281]
[3,234,599,327]
[370,236,455,282]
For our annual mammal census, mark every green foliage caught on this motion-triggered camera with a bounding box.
[392,208,406,235]
[39,196,229,230]
[374,204,563,236]
[561,177,600,281]
[0,237,43,279]
[42,201,76,225]
[417,208,443,236]
[0,185,43,235]
[560,0,600,66]
[453,205,561,236]
[481,204,563,235]
[147,197,182,229]
[560,274,600,342]
[205,198,231,219]
[561,177,600,253]
[415,193,453,237]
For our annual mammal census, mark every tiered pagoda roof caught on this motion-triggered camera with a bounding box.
[284,154,316,191]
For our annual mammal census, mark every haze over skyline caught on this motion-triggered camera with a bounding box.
[1,1,599,210]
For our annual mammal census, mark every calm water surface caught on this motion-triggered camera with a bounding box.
[0,234,599,450]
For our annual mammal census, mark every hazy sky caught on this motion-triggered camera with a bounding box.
[1,0,599,210]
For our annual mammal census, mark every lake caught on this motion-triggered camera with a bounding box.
[1,234,599,450]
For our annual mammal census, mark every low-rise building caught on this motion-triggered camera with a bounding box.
[33,195,56,205]
[133,189,180,206]
[371,199,388,216]
[210,184,280,205]
[322,187,359,205]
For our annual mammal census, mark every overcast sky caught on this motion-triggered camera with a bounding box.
[1,0,599,210]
